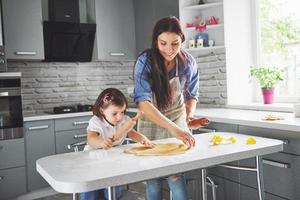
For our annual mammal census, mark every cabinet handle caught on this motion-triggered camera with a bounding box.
[195,128,216,133]
[0,176,4,181]
[282,139,289,145]
[263,159,290,169]
[15,51,37,55]
[0,92,8,97]
[73,121,89,126]
[28,125,49,130]
[109,52,125,56]
[73,134,87,139]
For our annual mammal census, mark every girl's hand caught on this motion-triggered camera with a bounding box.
[140,137,154,148]
[187,117,210,129]
[100,138,113,150]
[132,110,144,121]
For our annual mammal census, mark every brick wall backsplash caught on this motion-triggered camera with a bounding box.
[8,49,226,116]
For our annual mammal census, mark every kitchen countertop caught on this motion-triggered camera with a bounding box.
[36,132,283,194]
[25,108,300,132]
[23,108,139,122]
[194,108,300,132]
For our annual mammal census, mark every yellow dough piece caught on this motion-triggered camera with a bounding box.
[263,114,284,121]
[227,136,237,143]
[210,135,223,145]
[124,143,188,156]
[246,137,256,145]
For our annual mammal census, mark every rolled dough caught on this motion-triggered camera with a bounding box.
[124,143,188,156]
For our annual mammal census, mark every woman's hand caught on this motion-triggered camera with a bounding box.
[187,117,210,130]
[172,128,195,149]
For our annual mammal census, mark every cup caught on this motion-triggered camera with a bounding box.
[294,103,300,117]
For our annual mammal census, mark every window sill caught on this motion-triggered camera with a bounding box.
[227,103,294,113]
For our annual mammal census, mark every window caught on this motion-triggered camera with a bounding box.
[256,0,300,102]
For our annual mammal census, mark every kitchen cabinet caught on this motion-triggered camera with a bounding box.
[2,0,44,60]
[0,139,25,170]
[133,0,179,55]
[238,125,300,200]
[0,167,26,200]
[0,139,26,199]
[55,115,90,153]
[24,119,55,191]
[240,184,287,200]
[86,0,136,61]
[55,116,90,153]
[179,0,224,52]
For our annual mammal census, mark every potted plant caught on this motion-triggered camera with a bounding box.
[250,67,284,104]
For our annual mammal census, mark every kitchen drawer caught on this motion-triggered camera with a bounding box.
[55,116,91,131]
[239,125,300,155]
[0,166,26,200]
[194,122,238,134]
[240,184,287,200]
[0,138,25,170]
[239,152,300,199]
[56,129,87,154]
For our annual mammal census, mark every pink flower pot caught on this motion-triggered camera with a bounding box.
[261,88,274,104]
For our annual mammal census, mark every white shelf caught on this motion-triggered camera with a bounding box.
[186,23,224,31]
[183,2,223,10]
[185,45,225,52]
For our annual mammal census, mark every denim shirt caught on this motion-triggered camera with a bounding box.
[134,50,199,103]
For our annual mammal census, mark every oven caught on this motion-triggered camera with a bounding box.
[0,73,23,140]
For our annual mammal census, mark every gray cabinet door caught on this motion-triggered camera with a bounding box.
[25,120,55,191]
[0,138,25,170]
[240,184,286,200]
[239,152,300,200]
[0,167,26,199]
[89,0,136,60]
[133,0,179,55]
[2,0,44,60]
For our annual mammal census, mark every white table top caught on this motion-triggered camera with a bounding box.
[36,132,283,194]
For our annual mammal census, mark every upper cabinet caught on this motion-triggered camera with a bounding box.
[87,0,136,61]
[2,0,45,60]
[134,0,179,55]
[179,0,224,53]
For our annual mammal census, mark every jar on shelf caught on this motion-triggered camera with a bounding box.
[195,32,209,47]
[188,38,196,49]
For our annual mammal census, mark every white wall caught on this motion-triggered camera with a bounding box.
[224,0,255,105]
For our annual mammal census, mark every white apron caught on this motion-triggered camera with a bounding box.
[137,58,189,140]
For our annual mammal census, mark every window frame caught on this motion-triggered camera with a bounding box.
[251,0,300,103]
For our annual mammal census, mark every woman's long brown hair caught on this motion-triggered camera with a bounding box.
[136,16,187,111]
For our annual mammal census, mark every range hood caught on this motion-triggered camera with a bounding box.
[43,21,96,62]
[43,0,96,62]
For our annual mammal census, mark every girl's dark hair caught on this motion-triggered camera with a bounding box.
[136,16,187,110]
[92,88,128,119]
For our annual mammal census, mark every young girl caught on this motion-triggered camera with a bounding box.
[81,88,153,200]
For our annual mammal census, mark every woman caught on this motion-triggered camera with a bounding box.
[134,16,202,200]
